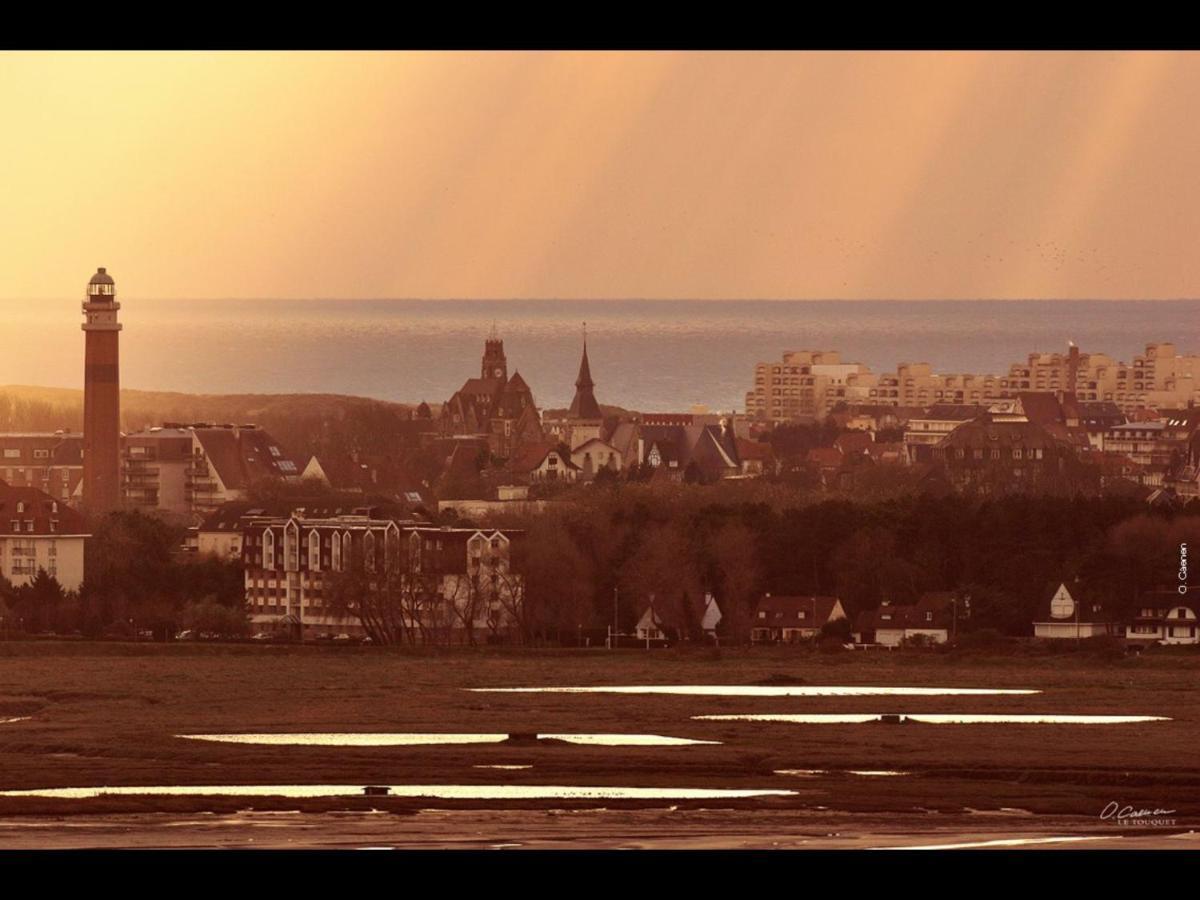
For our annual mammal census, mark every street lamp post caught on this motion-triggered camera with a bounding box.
[612,585,618,650]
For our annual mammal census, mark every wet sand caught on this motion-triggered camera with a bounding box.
[0,808,1193,850]
[1,643,1197,848]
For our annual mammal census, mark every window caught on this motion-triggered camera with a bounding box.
[263,529,276,570]
[33,449,49,459]
[24,521,34,533]
[16,502,24,514]
[364,532,376,573]
[308,530,321,572]
[3,449,19,459]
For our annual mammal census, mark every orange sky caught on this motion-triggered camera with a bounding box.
[2,50,1198,301]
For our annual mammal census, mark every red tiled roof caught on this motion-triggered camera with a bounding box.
[0,483,88,536]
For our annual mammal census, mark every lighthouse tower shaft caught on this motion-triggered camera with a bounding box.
[81,267,122,515]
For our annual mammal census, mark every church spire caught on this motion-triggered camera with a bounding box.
[568,324,601,419]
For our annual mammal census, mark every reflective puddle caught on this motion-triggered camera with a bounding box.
[473,765,533,771]
[879,835,1113,850]
[0,784,796,800]
[775,769,909,777]
[697,713,1170,725]
[470,686,1038,697]
[177,733,719,747]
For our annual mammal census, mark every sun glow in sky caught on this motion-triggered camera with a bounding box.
[3,50,1199,301]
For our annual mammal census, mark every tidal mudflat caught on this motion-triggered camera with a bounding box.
[0,643,1195,846]
[696,713,1170,725]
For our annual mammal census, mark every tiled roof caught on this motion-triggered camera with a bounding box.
[940,419,1065,451]
[755,595,842,626]
[1035,582,1117,623]
[0,483,88,535]
[193,426,299,489]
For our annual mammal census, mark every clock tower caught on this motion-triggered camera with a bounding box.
[481,326,507,382]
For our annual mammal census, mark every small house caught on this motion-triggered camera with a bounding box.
[751,594,846,643]
[1032,582,1120,640]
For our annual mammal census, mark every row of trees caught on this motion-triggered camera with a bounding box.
[7,487,1195,646]
[476,484,1200,643]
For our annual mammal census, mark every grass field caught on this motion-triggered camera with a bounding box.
[0,642,1197,847]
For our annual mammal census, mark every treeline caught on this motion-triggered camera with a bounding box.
[0,386,425,469]
[489,485,1200,642]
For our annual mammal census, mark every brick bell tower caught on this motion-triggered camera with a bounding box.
[81,267,122,514]
[481,322,507,382]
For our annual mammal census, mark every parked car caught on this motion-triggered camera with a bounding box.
[332,633,352,643]
[361,635,374,645]
[175,629,195,641]
[250,632,273,642]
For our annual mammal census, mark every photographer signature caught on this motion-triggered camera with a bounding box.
[1100,801,1176,821]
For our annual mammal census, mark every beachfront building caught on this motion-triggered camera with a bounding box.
[747,343,1200,429]
[745,350,875,423]
[0,482,89,591]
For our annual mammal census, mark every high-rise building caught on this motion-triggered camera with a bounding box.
[81,267,122,514]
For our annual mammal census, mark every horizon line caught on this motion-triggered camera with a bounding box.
[4,296,1200,304]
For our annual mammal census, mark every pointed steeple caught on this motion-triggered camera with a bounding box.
[568,324,601,420]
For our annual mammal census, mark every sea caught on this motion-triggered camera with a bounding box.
[2,299,1198,413]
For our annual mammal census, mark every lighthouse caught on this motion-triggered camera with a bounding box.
[81,267,122,514]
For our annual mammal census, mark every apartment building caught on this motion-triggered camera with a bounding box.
[240,510,524,642]
[187,424,300,518]
[749,342,1200,425]
[0,482,89,591]
[121,426,194,518]
[745,351,875,422]
[0,433,83,505]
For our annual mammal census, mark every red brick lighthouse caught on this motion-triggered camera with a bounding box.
[81,267,122,514]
